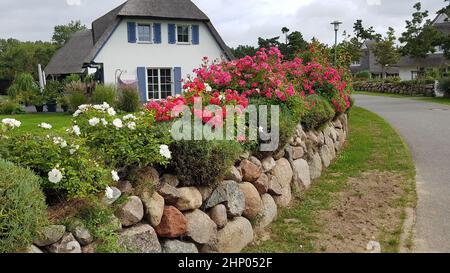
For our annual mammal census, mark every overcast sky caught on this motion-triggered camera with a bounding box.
[0,0,444,47]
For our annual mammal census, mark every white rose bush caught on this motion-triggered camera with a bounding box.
[0,103,172,199]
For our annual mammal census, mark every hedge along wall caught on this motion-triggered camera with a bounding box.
[354,81,436,97]
[21,114,348,254]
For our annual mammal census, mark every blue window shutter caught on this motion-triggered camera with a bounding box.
[127,22,136,43]
[153,23,161,44]
[137,67,147,101]
[168,24,176,44]
[192,25,199,45]
[174,67,182,95]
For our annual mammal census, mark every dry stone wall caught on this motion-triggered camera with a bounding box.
[354,81,435,97]
[27,114,348,254]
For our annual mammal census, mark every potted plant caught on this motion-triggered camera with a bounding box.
[44,81,63,113]
[30,93,46,113]
[57,95,70,113]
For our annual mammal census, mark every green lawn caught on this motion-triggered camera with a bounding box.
[0,113,72,133]
[354,91,450,106]
[245,107,416,253]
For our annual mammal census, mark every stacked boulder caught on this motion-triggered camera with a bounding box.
[29,114,348,253]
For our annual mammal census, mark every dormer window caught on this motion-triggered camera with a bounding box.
[137,24,152,43]
[177,25,190,44]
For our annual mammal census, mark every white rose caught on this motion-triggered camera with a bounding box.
[112,118,123,129]
[72,125,81,136]
[105,186,114,199]
[48,169,63,184]
[101,118,108,126]
[38,122,53,130]
[123,114,136,121]
[205,83,212,92]
[2,118,21,128]
[107,107,116,116]
[159,145,172,159]
[111,170,120,182]
[73,110,82,117]
[88,117,100,126]
[127,122,136,130]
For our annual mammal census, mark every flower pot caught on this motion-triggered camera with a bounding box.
[35,105,44,113]
[47,103,57,113]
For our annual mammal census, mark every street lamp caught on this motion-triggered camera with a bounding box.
[331,20,342,65]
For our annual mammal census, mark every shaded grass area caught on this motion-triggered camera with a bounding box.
[354,91,450,106]
[0,113,72,133]
[245,107,416,253]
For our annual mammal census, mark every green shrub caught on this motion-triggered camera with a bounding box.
[65,81,88,112]
[170,140,242,187]
[91,85,117,106]
[0,99,23,115]
[0,159,48,253]
[302,95,336,130]
[0,131,111,199]
[438,77,450,98]
[44,81,64,104]
[7,73,40,105]
[118,85,141,113]
[73,105,172,169]
[64,74,81,85]
[354,71,371,81]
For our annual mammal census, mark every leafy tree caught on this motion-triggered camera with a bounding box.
[0,39,57,80]
[231,45,258,59]
[372,27,401,78]
[438,0,450,59]
[281,31,309,60]
[52,20,87,46]
[399,2,442,59]
[353,19,381,41]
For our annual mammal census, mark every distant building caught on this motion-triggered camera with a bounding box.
[350,40,399,79]
[397,13,450,81]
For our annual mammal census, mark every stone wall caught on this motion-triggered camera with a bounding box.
[354,81,435,97]
[27,114,348,254]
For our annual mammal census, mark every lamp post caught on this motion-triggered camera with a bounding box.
[331,20,342,66]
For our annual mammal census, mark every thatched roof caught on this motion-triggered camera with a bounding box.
[45,30,93,75]
[397,54,450,68]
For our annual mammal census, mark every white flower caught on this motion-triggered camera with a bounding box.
[38,123,52,129]
[60,141,68,148]
[88,117,100,126]
[127,122,136,130]
[78,104,90,111]
[2,118,21,128]
[259,126,264,133]
[159,145,172,159]
[205,83,212,92]
[102,102,110,109]
[101,118,108,126]
[107,107,116,116]
[53,137,64,145]
[69,144,80,155]
[69,149,76,155]
[73,110,82,117]
[72,125,81,136]
[219,94,225,101]
[123,114,136,121]
[105,186,114,199]
[48,169,63,184]
[112,118,123,129]
[111,170,120,182]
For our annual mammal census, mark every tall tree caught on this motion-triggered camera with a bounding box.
[399,2,442,59]
[231,45,258,59]
[52,20,87,46]
[353,19,381,41]
[282,27,290,44]
[372,27,401,78]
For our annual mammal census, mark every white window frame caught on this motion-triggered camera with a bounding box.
[176,24,191,45]
[145,68,174,101]
[136,23,153,44]
[350,60,361,67]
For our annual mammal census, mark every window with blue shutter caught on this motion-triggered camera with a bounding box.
[192,25,199,45]
[127,22,137,43]
[153,23,161,44]
[137,67,147,101]
[168,24,176,44]
[174,67,182,95]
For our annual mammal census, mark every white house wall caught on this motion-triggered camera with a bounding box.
[399,66,415,81]
[93,19,226,86]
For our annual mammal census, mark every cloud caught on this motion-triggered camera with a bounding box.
[0,0,444,47]
[66,0,82,6]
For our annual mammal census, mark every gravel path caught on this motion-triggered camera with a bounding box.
[354,94,450,253]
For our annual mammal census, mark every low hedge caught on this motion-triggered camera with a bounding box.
[302,95,335,130]
[0,159,48,253]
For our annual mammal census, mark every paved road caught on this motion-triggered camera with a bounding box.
[354,94,450,253]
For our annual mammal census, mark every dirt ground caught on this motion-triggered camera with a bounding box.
[315,171,405,253]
